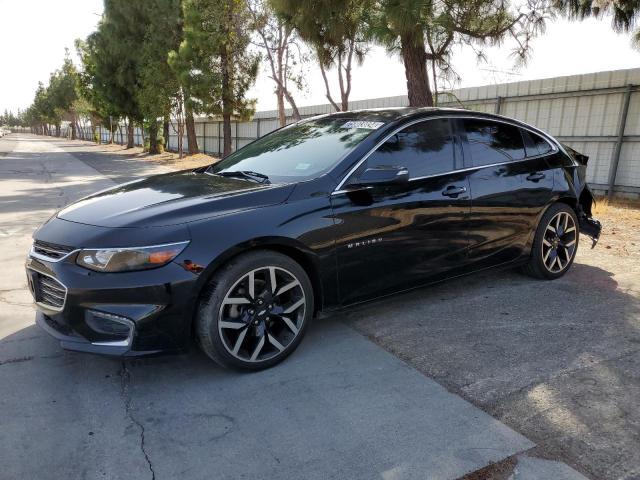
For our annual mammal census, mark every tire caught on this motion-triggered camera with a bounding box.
[523,203,579,280]
[196,250,314,371]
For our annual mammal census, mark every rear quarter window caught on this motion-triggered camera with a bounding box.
[462,119,526,166]
[521,129,554,157]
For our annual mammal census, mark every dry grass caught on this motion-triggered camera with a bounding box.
[591,196,640,258]
[84,142,219,170]
[592,196,640,216]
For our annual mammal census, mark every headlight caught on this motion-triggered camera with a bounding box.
[76,241,189,272]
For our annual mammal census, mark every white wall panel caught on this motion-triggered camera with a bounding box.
[157,67,640,192]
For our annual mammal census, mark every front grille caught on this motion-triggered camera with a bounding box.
[32,271,67,311]
[32,240,75,261]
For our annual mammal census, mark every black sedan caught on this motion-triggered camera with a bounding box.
[27,108,601,370]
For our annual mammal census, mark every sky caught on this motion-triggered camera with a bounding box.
[1,0,639,115]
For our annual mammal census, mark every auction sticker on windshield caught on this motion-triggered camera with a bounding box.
[341,121,385,130]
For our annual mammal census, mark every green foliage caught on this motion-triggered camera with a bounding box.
[170,0,258,120]
[0,109,25,126]
[136,0,183,153]
[553,0,640,46]
[366,0,549,105]
[270,0,370,68]
[170,0,258,155]
[77,0,145,128]
[248,0,309,124]
[270,0,370,110]
[48,51,80,124]
[75,38,114,126]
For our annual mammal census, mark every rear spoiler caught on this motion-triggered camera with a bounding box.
[562,144,589,166]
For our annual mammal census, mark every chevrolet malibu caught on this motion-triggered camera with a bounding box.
[27,108,602,370]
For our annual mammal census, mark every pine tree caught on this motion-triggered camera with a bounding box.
[554,0,640,46]
[171,0,258,157]
[369,0,548,107]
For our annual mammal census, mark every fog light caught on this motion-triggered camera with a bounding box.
[86,310,133,339]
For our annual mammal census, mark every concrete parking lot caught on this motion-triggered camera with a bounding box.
[1,134,637,480]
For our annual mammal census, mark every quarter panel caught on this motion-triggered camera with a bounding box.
[467,156,555,263]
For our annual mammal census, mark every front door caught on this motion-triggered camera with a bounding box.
[330,118,471,305]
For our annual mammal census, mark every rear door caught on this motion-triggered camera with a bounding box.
[459,118,555,266]
[330,117,471,304]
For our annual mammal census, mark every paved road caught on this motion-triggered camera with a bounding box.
[45,137,174,183]
[340,213,640,478]
[0,134,599,480]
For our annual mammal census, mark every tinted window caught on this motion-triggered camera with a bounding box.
[364,119,455,178]
[521,129,553,157]
[463,119,526,166]
[208,118,383,183]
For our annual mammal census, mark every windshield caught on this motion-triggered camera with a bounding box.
[207,118,385,183]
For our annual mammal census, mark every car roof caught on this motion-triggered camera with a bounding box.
[321,107,496,123]
[323,107,554,138]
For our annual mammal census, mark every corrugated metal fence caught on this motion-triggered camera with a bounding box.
[25,67,640,197]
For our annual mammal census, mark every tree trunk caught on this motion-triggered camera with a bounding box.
[140,123,146,147]
[222,114,232,157]
[400,32,434,107]
[284,89,301,121]
[319,61,341,112]
[277,85,286,127]
[178,117,184,159]
[71,121,77,140]
[163,116,170,147]
[149,121,159,154]
[185,107,199,155]
[221,49,233,157]
[55,124,61,137]
[126,118,134,148]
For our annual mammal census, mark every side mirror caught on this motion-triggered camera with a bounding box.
[353,165,409,186]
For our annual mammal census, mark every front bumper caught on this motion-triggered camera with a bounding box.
[35,312,140,356]
[26,252,198,357]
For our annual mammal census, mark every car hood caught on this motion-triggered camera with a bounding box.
[57,169,294,228]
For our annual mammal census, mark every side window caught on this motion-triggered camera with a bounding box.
[364,118,456,178]
[463,119,526,166]
[521,129,554,157]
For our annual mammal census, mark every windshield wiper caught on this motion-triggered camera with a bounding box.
[215,170,271,184]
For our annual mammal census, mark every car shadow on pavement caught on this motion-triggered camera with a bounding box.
[339,261,640,480]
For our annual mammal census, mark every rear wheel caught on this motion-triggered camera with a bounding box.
[196,251,313,370]
[523,203,579,280]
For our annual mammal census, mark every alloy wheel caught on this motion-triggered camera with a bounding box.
[542,211,577,273]
[217,266,306,363]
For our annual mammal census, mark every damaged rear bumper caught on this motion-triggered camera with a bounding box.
[579,216,602,248]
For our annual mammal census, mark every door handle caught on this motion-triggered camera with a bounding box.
[526,172,546,182]
[442,185,467,197]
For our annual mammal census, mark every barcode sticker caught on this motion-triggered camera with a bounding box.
[341,121,385,130]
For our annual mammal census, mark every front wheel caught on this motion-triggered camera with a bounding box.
[196,251,313,370]
[523,203,579,280]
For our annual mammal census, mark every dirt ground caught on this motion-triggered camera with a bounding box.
[71,140,219,171]
[592,198,640,258]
